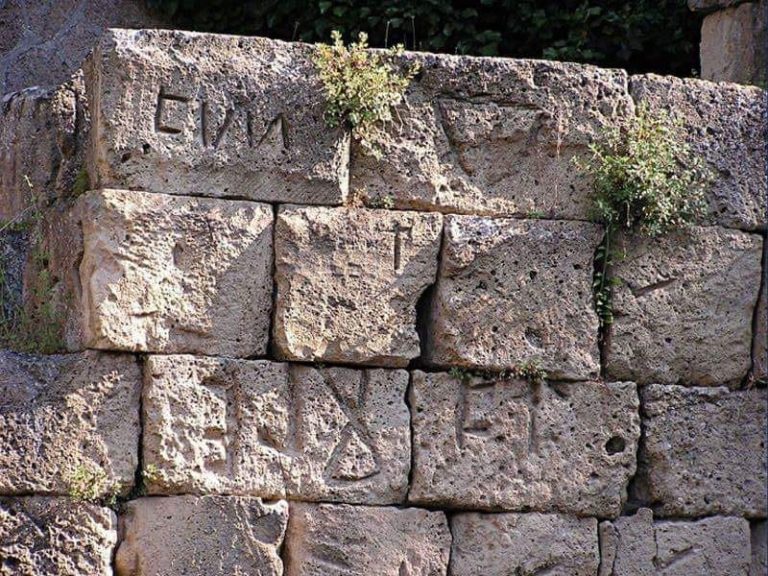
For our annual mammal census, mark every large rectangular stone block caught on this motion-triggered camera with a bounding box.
[63,188,274,355]
[143,355,410,504]
[754,245,767,382]
[599,508,751,576]
[429,216,602,380]
[409,372,640,516]
[606,227,762,386]
[630,75,766,230]
[350,54,633,219]
[0,350,140,496]
[274,206,442,367]
[634,385,767,517]
[450,512,598,576]
[0,497,116,576]
[115,496,288,576]
[0,75,88,222]
[86,29,349,203]
[284,502,451,576]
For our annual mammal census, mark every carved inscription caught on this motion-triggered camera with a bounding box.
[153,86,290,151]
[392,222,413,272]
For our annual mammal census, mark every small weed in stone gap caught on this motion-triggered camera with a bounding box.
[66,462,120,508]
[313,30,419,159]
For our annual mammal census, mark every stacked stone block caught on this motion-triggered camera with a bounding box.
[0,28,766,575]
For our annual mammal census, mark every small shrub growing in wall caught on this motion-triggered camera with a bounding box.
[313,31,419,158]
[577,104,712,334]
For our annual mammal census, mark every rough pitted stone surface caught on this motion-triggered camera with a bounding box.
[0,228,27,329]
[754,247,767,382]
[76,188,274,356]
[450,513,598,575]
[351,54,633,219]
[0,350,140,496]
[143,355,410,504]
[635,385,767,518]
[274,206,442,367]
[630,75,766,230]
[701,1,767,86]
[599,508,751,575]
[429,216,602,380]
[115,496,288,576]
[409,372,639,516]
[0,75,87,222]
[606,228,762,386]
[0,497,116,575]
[752,521,767,576]
[86,29,349,203]
[284,502,451,576]
[0,0,162,95]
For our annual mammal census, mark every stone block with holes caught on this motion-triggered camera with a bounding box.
[115,496,288,576]
[274,205,442,367]
[633,385,767,518]
[428,216,602,380]
[409,371,640,516]
[0,497,117,575]
[606,227,763,386]
[39,188,274,356]
[350,53,634,219]
[86,29,349,203]
[143,355,410,504]
[283,502,451,576]
[599,508,751,576]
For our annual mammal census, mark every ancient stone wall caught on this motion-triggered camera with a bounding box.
[0,28,766,575]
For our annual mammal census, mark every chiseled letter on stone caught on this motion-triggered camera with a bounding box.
[0,350,140,496]
[274,206,442,367]
[607,227,762,386]
[409,371,639,516]
[284,502,451,576]
[87,29,349,203]
[77,188,274,356]
[451,512,598,576]
[599,508,751,576]
[351,54,633,219]
[0,497,116,575]
[634,385,767,517]
[143,355,410,504]
[115,496,287,576]
[429,216,602,380]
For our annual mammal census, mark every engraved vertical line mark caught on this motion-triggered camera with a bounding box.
[199,100,208,147]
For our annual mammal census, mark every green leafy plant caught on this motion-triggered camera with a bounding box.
[510,360,547,385]
[577,104,712,334]
[449,361,547,385]
[313,31,419,157]
[67,462,119,507]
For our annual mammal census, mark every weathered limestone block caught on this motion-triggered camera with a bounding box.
[635,385,767,517]
[450,513,598,576]
[86,29,349,203]
[0,350,140,496]
[754,246,767,382]
[409,372,639,516]
[351,54,633,219]
[115,496,288,576]
[73,188,274,355]
[0,497,116,575]
[630,75,766,230]
[752,521,767,576]
[143,355,410,504]
[0,74,88,222]
[284,502,451,575]
[429,216,602,380]
[701,1,767,86]
[606,227,762,386]
[599,508,751,575]
[274,206,442,367]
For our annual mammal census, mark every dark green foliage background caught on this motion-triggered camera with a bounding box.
[146,0,702,76]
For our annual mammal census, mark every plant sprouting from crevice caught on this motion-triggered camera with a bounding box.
[313,31,419,158]
[576,104,712,335]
